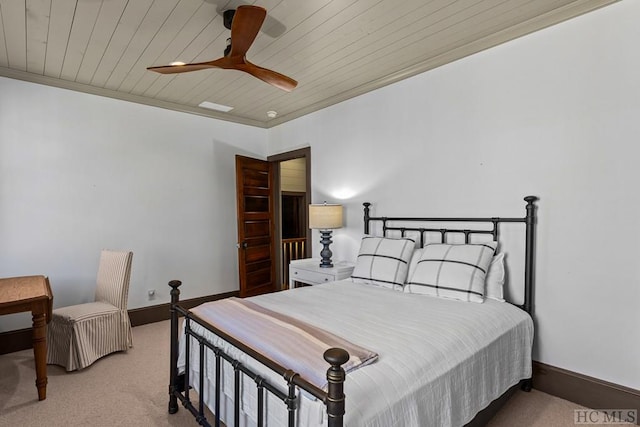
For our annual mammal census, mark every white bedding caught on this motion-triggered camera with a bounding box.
[179,280,533,427]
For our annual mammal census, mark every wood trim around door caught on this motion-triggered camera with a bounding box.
[268,147,311,290]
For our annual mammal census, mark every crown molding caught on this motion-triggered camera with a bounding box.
[0,67,266,128]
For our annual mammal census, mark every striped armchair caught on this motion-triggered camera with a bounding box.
[47,250,133,371]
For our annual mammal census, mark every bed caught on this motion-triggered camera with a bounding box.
[167,196,538,427]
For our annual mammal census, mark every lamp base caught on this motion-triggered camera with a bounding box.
[319,230,334,268]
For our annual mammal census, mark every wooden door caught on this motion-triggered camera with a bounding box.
[235,155,276,297]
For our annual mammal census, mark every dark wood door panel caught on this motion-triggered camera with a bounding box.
[243,186,270,196]
[245,259,271,273]
[244,221,270,237]
[236,155,276,297]
[246,268,272,286]
[244,236,271,247]
[244,245,271,263]
[242,169,269,187]
[244,263,273,296]
[244,196,269,212]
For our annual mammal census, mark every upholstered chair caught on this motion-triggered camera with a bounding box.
[47,250,133,371]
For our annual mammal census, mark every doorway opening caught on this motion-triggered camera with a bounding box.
[268,148,311,289]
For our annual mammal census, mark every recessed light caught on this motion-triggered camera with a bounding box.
[198,101,234,112]
[169,61,186,66]
[266,110,277,118]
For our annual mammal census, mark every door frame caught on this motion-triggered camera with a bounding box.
[267,147,312,290]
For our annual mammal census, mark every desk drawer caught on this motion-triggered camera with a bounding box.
[291,268,334,284]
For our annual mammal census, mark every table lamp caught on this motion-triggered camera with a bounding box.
[309,202,343,268]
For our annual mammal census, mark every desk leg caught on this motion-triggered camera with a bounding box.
[32,311,48,400]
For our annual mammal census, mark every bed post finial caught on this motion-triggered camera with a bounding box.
[363,203,371,235]
[168,280,182,414]
[324,347,349,427]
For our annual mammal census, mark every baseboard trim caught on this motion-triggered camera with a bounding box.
[0,291,239,355]
[128,291,238,327]
[533,361,640,422]
[0,327,34,355]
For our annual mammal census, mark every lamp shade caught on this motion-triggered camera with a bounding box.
[309,204,343,230]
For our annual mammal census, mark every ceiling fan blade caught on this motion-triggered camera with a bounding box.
[238,61,298,92]
[228,5,266,58]
[147,63,213,74]
[147,57,232,74]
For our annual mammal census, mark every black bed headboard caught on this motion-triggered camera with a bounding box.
[362,196,538,315]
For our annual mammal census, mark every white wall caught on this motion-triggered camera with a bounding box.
[0,77,267,332]
[269,1,640,390]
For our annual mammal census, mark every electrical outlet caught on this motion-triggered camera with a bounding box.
[147,289,155,299]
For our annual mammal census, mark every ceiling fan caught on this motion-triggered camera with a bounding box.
[146,5,297,92]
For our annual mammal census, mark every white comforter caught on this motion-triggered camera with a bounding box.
[179,280,533,427]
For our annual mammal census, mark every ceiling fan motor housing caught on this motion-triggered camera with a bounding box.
[223,9,235,30]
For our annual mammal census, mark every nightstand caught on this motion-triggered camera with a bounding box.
[288,259,355,289]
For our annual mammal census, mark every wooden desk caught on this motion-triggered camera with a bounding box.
[0,275,53,400]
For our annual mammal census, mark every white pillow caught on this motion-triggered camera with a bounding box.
[351,236,415,291]
[404,242,497,303]
[485,253,506,302]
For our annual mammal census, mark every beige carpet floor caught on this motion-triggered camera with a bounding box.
[0,321,599,427]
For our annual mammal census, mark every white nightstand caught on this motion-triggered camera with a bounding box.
[288,259,355,289]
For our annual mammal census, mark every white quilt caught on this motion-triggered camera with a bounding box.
[178,280,533,427]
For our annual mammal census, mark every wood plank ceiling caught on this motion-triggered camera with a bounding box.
[0,0,619,128]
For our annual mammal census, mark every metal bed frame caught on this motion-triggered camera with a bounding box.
[364,195,538,317]
[167,195,538,426]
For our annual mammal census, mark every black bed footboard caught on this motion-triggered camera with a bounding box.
[167,280,349,427]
